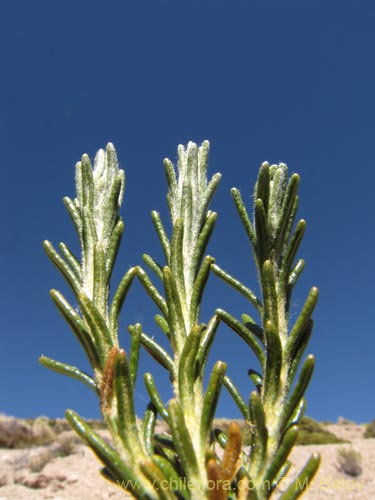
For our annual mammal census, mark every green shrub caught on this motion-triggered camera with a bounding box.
[363,419,375,438]
[40,142,322,499]
[337,447,362,477]
[296,417,346,445]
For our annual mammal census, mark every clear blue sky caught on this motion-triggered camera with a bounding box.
[2,1,374,424]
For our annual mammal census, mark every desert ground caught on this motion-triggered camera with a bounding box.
[0,416,373,500]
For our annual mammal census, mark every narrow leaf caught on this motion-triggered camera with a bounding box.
[216,309,265,368]
[151,211,170,262]
[140,459,178,500]
[190,255,215,326]
[50,289,100,369]
[255,162,270,213]
[287,287,319,358]
[144,373,169,421]
[241,314,264,343]
[263,320,282,403]
[263,425,298,484]
[143,402,157,455]
[129,323,142,388]
[281,355,315,429]
[255,198,270,266]
[261,260,279,328]
[63,196,82,237]
[168,399,200,481]
[105,219,124,280]
[211,264,262,313]
[129,325,174,373]
[196,314,220,371]
[77,292,112,361]
[201,361,227,442]
[223,375,250,421]
[178,325,201,401]
[249,391,268,474]
[142,253,163,280]
[231,187,258,256]
[163,266,186,349]
[280,453,321,500]
[39,355,98,394]
[137,267,168,317]
[190,211,218,276]
[109,266,137,335]
[65,409,149,498]
[115,349,143,455]
[43,241,81,294]
[58,242,82,282]
[248,369,263,394]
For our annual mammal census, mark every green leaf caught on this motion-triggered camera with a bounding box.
[77,292,112,362]
[137,267,168,317]
[144,373,169,421]
[190,255,215,327]
[281,355,315,429]
[50,289,100,369]
[231,187,258,256]
[142,253,163,280]
[274,173,299,256]
[223,375,250,421]
[254,198,270,266]
[216,309,265,368]
[43,241,81,295]
[263,320,282,404]
[39,355,98,394]
[151,211,170,262]
[200,361,227,442]
[241,314,264,343]
[287,287,319,359]
[263,425,298,484]
[155,314,170,337]
[164,157,178,193]
[109,266,137,336]
[261,260,279,328]
[255,162,270,214]
[65,409,150,498]
[143,402,157,455]
[170,218,186,303]
[168,399,200,481]
[105,219,124,280]
[58,242,82,282]
[190,211,218,276]
[151,455,190,500]
[129,323,142,388]
[163,266,186,350]
[114,350,143,455]
[288,319,314,383]
[178,325,201,402]
[248,369,263,394]
[196,314,220,371]
[281,219,306,288]
[249,391,268,474]
[211,264,262,313]
[130,326,174,374]
[280,452,321,500]
[63,196,82,238]
[140,459,176,500]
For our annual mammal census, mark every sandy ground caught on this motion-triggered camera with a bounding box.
[0,424,373,499]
